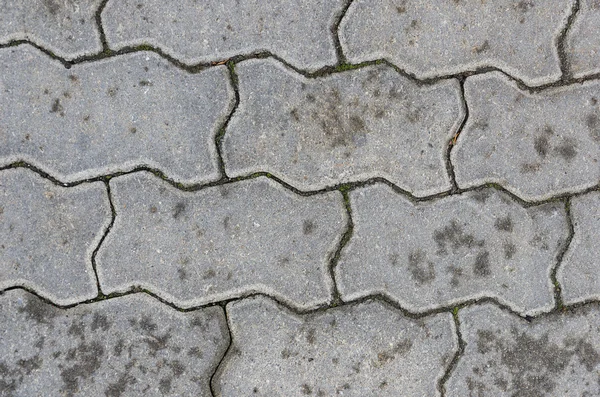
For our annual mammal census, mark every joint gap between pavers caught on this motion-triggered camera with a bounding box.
[438,307,466,397]
[327,189,354,306]
[213,61,240,180]
[446,77,468,193]
[550,197,575,311]
[89,179,116,297]
[94,0,111,54]
[331,0,355,65]
[209,305,234,397]
[556,0,581,80]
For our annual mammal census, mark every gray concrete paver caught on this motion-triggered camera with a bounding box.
[337,184,568,315]
[0,0,103,59]
[0,289,229,396]
[446,303,600,396]
[339,0,572,86]
[97,173,346,309]
[101,0,345,70]
[0,45,233,184]
[0,168,110,305]
[223,59,464,196]
[214,295,457,396]
[453,72,600,201]
[565,0,600,77]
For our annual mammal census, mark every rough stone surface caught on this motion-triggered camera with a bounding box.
[0,45,233,183]
[223,59,464,195]
[558,191,600,304]
[565,0,600,77]
[0,289,229,396]
[0,168,110,305]
[337,184,568,315]
[0,0,103,59]
[453,72,600,201]
[214,296,457,396]
[97,173,346,309]
[340,0,572,85]
[102,0,345,70]
[447,303,600,396]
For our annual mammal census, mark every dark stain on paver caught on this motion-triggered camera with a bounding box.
[376,339,413,365]
[91,313,111,331]
[503,242,517,260]
[306,328,316,345]
[177,267,188,281]
[169,360,186,377]
[534,135,549,158]
[60,341,105,396]
[105,372,136,397]
[554,139,577,161]
[143,331,172,356]
[471,189,491,203]
[159,377,172,394]
[17,355,43,375]
[585,113,600,141]
[113,339,125,357]
[223,216,230,229]
[139,315,158,332]
[301,384,312,394]
[107,87,119,97]
[68,320,86,340]
[473,40,490,54]
[18,294,59,325]
[517,0,535,13]
[172,202,186,219]
[494,216,513,232]
[43,0,60,15]
[203,269,216,279]
[473,251,491,277]
[407,250,436,285]
[50,98,64,116]
[433,220,485,255]
[188,346,203,358]
[303,220,315,235]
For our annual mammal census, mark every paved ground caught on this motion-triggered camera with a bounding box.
[1,0,600,396]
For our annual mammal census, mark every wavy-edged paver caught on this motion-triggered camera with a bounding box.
[102,0,345,70]
[0,0,102,59]
[223,59,464,195]
[340,0,572,85]
[214,296,456,396]
[0,289,229,396]
[337,184,568,315]
[565,0,600,77]
[0,45,233,183]
[446,303,600,396]
[558,191,600,304]
[97,173,346,309]
[0,168,110,305]
[453,72,600,201]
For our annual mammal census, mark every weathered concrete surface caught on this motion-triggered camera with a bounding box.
[214,296,457,396]
[565,0,600,77]
[97,173,346,309]
[0,289,229,396]
[223,59,464,196]
[0,168,110,305]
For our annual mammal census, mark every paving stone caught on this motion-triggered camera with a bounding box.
[337,184,568,315]
[0,289,229,396]
[97,173,346,309]
[446,303,600,396]
[0,45,233,183]
[0,0,102,59]
[340,0,572,85]
[453,72,600,201]
[223,59,464,195]
[101,0,345,70]
[565,0,600,77]
[558,191,600,304]
[0,168,110,305]
[214,295,456,396]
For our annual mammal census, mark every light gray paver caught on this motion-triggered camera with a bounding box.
[340,0,572,86]
[223,59,464,196]
[101,0,345,70]
[0,289,229,396]
[0,168,110,305]
[97,173,346,309]
[558,191,600,304]
[447,303,600,396]
[565,0,600,77]
[0,0,102,59]
[0,45,233,183]
[215,296,456,396]
[453,72,600,201]
[337,184,568,315]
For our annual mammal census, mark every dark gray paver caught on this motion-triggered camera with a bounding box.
[453,72,600,201]
[97,173,346,309]
[101,0,345,70]
[0,45,233,183]
[558,191,600,304]
[337,184,568,315]
[339,0,572,85]
[0,0,102,59]
[223,59,464,196]
[446,303,600,396]
[0,168,110,305]
[0,289,229,396]
[214,296,456,396]
[565,0,600,77]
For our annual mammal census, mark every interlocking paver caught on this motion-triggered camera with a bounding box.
[0,45,233,183]
[0,289,229,396]
[337,184,568,315]
[0,168,110,305]
[558,191,600,304]
[340,0,572,85]
[214,296,456,396]
[446,303,600,396]
[0,0,102,59]
[97,173,346,309]
[223,59,464,195]
[565,0,600,77]
[101,0,345,70]
[453,72,600,201]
